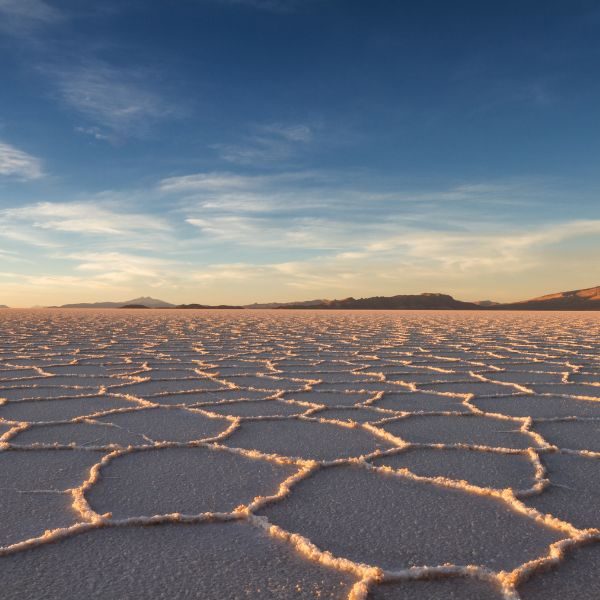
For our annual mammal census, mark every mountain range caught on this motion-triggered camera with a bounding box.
[57,297,243,309]
[492,286,600,311]
[285,293,479,310]
[59,296,175,309]
[41,285,600,311]
[283,287,600,310]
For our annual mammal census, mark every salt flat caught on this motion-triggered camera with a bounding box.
[0,309,598,599]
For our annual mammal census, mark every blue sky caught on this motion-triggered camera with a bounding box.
[0,0,599,306]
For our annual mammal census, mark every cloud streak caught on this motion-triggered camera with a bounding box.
[213,122,314,165]
[211,0,306,13]
[1,201,169,236]
[0,141,44,180]
[48,61,176,140]
[0,0,62,33]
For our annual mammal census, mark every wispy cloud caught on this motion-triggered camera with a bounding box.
[160,171,571,257]
[185,217,600,296]
[1,201,169,236]
[213,122,313,165]
[186,214,349,249]
[259,123,313,142]
[159,170,318,192]
[0,141,44,180]
[67,251,177,284]
[212,0,304,13]
[0,0,62,33]
[160,170,331,215]
[49,61,175,140]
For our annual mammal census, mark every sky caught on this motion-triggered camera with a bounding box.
[0,0,599,307]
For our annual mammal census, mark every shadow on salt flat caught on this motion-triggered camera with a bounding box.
[386,372,475,384]
[418,381,522,396]
[314,381,410,393]
[43,365,117,376]
[518,542,600,600]
[223,418,393,461]
[370,447,536,491]
[11,421,148,447]
[281,390,372,406]
[569,372,600,384]
[532,420,600,451]
[0,368,45,380]
[380,414,538,449]
[258,464,562,572]
[372,392,467,412]
[86,446,297,517]
[0,521,356,599]
[95,407,230,442]
[220,375,309,391]
[472,395,600,419]
[523,452,600,530]
[368,577,503,599]
[155,389,270,405]
[283,372,360,383]
[0,396,138,423]
[109,379,224,396]
[20,375,134,387]
[529,384,600,398]
[0,387,100,401]
[141,368,203,379]
[0,450,103,546]
[200,399,309,417]
[314,407,397,423]
[486,371,565,384]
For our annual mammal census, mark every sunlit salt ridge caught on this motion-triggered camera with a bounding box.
[0,310,599,599]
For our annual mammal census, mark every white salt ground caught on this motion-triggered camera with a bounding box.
[0,309,598,599]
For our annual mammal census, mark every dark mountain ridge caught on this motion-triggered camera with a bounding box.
[50,285,600,311]
[284,293,481,310]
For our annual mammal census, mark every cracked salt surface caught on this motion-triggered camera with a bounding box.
[370,447,537,491]
[258,464,563,572]
[86,446,298,518]
[369,577,504,599]
[0,309,598,599]
[0,522,357,599]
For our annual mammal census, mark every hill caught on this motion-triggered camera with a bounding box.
[59,297,175,308]
[282,293,482,310]
[120,304,151,309]
[245,299,326,309]
[174,304,244,309]
[497,285,600,310]
[51,286,600,311]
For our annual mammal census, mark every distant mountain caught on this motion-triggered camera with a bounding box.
[175,304,244,309]
[245,299,326,309]
[0,305,8,309]
[282,293,482,310]
[59,296,175,308]
[125,297,175,308]
[120,304,151,309]
[52,286,600,311]
[497,285,600,310]
[270,287,600,310]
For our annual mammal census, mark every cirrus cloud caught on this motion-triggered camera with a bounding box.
[0,141,44,180]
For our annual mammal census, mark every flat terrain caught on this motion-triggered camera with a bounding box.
[0,309,598,599]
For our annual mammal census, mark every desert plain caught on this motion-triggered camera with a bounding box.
[0,309,598,599]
